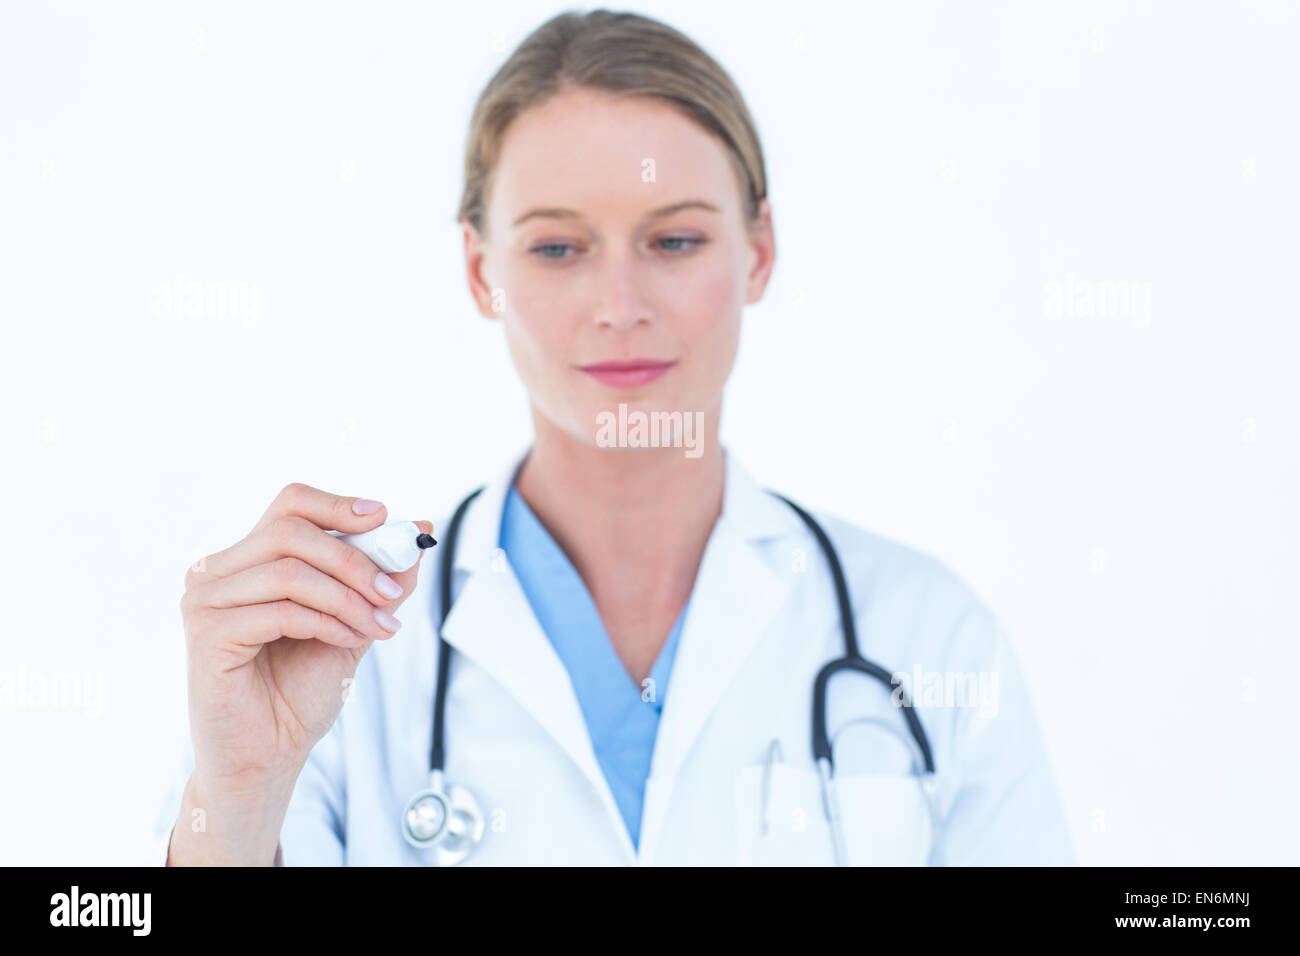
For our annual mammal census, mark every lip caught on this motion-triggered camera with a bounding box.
[579,358,676,389]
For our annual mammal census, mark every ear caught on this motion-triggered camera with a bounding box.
[743,198,776,306]
[462,218,502,320]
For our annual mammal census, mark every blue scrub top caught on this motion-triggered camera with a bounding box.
[498,483,690,850]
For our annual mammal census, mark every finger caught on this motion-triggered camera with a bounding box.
[195,600,373,651]
[188,556,401,642]
[251,482,389,538]
[197,514,406,610]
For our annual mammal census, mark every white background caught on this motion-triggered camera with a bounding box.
[2,0,1296,865]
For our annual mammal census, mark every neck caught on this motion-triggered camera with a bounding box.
[513,403,726,608]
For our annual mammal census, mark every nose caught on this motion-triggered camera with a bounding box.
[591,244,652,332]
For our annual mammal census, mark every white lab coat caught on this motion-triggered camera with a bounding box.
[153,446,1075,866]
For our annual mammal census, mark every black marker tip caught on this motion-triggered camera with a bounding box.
[416,533,437,549]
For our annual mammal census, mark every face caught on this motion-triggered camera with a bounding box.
[462,84,775,451]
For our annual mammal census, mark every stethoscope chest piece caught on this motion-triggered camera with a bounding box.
[401,770,485,866]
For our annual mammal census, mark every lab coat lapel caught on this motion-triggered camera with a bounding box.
[436,447,805,865]
[636,450,803,861]
[437,450,638,860]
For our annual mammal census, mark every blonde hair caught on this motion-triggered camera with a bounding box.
[456,8,768,238]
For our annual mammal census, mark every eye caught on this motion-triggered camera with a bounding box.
[655,236,707,254]
[529,242,579,260]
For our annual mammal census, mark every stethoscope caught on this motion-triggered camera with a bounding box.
[401,483,936,865]
[772,492,938,865]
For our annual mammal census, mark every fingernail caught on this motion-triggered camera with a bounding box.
[374,572,403,600]
[374,608,401,633]
[353,499,383,515]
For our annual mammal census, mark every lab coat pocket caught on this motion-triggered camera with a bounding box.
[736,764,934,866]
[834,771,934,866]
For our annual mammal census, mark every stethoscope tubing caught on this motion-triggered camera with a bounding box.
[424,480,937,857]
[430,486,483,774]
[770,492,936,775]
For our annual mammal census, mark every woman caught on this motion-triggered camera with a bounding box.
[163,9,1073,866]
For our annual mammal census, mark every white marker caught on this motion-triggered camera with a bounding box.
[329,519,437,573]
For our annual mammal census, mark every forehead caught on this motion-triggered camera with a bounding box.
[488,87,741,225]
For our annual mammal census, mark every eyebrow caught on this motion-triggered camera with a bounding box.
[510,199,722,228]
